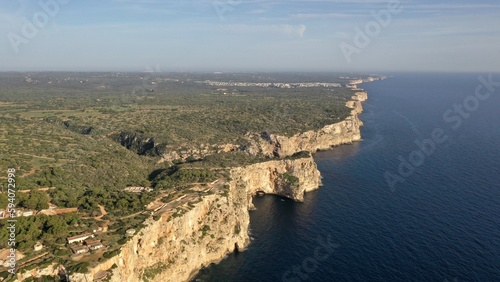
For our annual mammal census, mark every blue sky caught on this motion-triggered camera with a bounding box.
[0,0,499,72]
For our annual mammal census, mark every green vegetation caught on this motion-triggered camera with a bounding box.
[200,225,211,239]
[286,151,312,160]
[0,72,374,275]
[0,72,362,193]
[109,214,149,236]
[0,72,358,164]
[20,190,50,210]
[283,172,299,185]
[158,237,165,246]
[0,213,79,251]
[79,187,157,216]
[171,207,188,218]
[102,249,121,259]
[66,261,90,274]
[154,167,216,189]
[0,118,153,191]
[142,262,168,282]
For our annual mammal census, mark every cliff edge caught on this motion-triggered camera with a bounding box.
[246,91,367,158]
[16,88,368,282]
[66,156,321,282]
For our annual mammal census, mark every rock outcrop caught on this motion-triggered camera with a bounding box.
[231,157,322,208]
[16,89,367,282]
[247,91,367,158]
[67,156,321,282]
[14,263,62,281]
[114,91,367,164]
[157,143,239,164]
[70,193,250,282]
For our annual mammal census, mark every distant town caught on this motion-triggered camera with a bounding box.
[201,80,342,88]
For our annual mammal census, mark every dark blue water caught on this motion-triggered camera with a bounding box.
[194,73,500,282]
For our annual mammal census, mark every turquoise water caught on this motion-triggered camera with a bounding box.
[194,73,500,282]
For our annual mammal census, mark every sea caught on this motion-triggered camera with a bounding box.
[193,73,500,282]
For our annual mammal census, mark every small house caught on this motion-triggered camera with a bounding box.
[85,240,104,251]
[67,233,94,244]
[71,246,89,254]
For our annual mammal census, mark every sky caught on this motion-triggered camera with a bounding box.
[0,0,499,73]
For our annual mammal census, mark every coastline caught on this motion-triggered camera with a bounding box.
[14,80,372,282]
[187,85,370,282]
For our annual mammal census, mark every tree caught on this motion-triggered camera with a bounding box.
[21,190,49,210]
[0,194,7,208]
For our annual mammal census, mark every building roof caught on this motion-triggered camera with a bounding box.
[84,240,102,246]
[67,233,93,241]
[71,246,89,253]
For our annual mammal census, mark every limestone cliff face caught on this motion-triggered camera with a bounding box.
[15,264,60,281]
[114,131,240,163]
[247,91,367,158]
[157,143,239,164]
[66,91,367,282]
[230,157,321,207]
[19,90,368,282]
[117,90,367,164]
[66,156,320,282]
[69,193,248,282]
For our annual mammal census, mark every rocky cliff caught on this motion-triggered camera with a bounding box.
[63,156,321,282]
[231,157,322,208]
[116,91,367,164]
[15,89,367,282]
[70,193,249,282]
[113,131,240,162]
[246,91,367,158]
